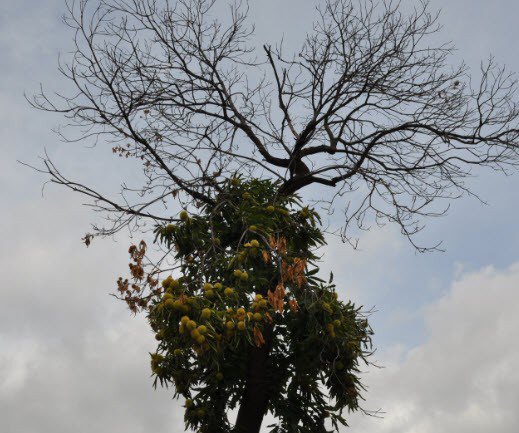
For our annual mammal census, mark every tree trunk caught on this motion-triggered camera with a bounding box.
[233,324,274,433]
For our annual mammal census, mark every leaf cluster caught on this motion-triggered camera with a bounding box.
[139,178,373,432]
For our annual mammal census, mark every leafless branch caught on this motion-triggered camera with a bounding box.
[29,0,519,249]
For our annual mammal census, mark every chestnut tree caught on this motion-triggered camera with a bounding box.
[30,0,519,432]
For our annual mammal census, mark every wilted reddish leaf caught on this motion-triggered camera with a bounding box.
[268,282,286,313]
[277,236,287,254]
[253,326,265,347]
[292,258,307,287]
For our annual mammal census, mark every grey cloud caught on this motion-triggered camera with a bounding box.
[346,263,519,433]
[0,193,186,433]
[2,1,519,432]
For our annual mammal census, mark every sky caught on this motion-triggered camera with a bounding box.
[1,1,518,432]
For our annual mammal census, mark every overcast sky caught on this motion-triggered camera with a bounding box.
[1,1,518,432]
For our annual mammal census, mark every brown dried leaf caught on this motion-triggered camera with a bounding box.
[268,282,286,313]
[82,233,93,247]
[292,258,307,288]
[289,299,299,313]
[253,326,266,347]
[277,236,287,254]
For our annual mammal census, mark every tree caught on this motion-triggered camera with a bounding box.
[30,0,519,432]
[132,178,373,433]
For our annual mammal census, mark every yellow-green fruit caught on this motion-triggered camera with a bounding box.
[196,408,205,418]
[186,297,197,306]
[163,293,173,301]
[251,302,258,311]
[197,325,207,335]
[196,335,206,345]
[224,287,234,297]
[150,354,164,373]
[155,330,164,340]
[200,308,212,320]
[244,242,252,248]
[233,269,242,278]
[213,282,223,290]
[164,299,175,309]
[332,292,339,300]
[180,316,190,325]
[191,329,201,339]
[322,302,333,313]
[185,399,194,408]
[169,279,181,291]
[165,223,175,232]
[179,210,189,221]
[259,299,268,309]
[173,349,182,356]
[186,320,197,331]
[173,300,183,310]
[240,272,249,281]
[255,294,263,301]
[179,325,185,334]
[215,372,224,381]
[237,321,246,331]
[205,289,214,298]
[242,192,251,200]
[253,312,263,322]
[237,307,246,316]
[250,239,260,248]
[230,177,240,186]
[203,282,213,291]
[333,319,341,327]
[266,205,275,213]
[226,321,235,330]
[249,225,257,231]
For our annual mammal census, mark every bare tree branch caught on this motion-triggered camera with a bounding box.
[29,0,519,249]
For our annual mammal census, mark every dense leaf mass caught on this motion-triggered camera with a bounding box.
[123,178,372,432]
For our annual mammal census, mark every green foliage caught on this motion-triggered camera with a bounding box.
[136,178,372,432]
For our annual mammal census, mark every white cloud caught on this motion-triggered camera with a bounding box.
[347,263,519,433]
[2,1,519,432]
[318,226,405,304]
[5,179,516,433]
[0,186,186,433]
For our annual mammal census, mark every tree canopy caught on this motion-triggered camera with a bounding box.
[122,178,372,432]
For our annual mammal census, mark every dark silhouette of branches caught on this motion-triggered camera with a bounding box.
[30,0,519,250]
